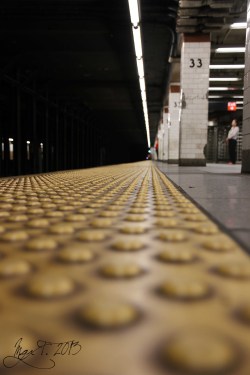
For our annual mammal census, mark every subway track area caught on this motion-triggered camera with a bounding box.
[0,161,250,375]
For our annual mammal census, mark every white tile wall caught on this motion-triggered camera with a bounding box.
[162,123,169,161]
[180,38,210,160]
[157,122,169,161]
[168,91,181,161]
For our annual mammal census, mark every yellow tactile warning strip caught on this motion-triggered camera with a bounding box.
[0,161,250,375]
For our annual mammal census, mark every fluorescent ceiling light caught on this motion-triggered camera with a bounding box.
[236,101,243,104]
[139,77,145,91]
[209,65,245,69]
[215,47,245,53]
[128,0,150,147]
[209,78,241,81]
[208,95,224,98]
[232,95,244,98]
[132,26,143,59]
[141,90,147,102]
[136,58,144,78]
[142,100,148,110]
[208,87,241,91]
[142,101,148,116]
[230,22,247,29]
[128,0,140,26]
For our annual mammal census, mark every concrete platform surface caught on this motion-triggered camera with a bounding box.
[157,162,250,253]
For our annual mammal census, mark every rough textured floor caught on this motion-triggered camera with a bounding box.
[0,161,250,375]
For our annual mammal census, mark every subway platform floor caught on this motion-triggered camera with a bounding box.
[1,161,250,375]
[157,162,250,253]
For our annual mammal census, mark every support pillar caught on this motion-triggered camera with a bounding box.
[63,108,67,169]
[161,108,169,161]
[81,123,85,168]
[45,90,49,172]
[158,122,164,161]
[179,34,210,166]
[32,83,38,173]
[168,85,180,164]
[16,71,22,175]
[55,105,60,171]
[70,114,74,169]
[242,0,250,172]
[76,117,80,168]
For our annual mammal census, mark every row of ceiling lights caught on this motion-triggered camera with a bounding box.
[128,0,246,146]
[208,22,246,109]
[128,0,150,148]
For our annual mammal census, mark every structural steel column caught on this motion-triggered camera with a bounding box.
[76,117,80,168]
[63,108,67,169]
[55,105,60,171]
[45,90,49,172]
[179,34,210,166]
[70,114,74,169]
[89,125,93,167]
[32,83,38,173]
[82,124,86,167]
[16,70,22,175]
[85,124,90,167]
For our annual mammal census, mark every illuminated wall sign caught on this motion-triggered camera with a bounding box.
[227,102,237,111]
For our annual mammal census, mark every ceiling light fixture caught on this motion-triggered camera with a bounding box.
[139,77,146,91]
[209,78,241,82]
[208,87,241,91]
[132,26,143,58]
[209,65,245,69]
[128,0,150,148]
[128,0,140,26]
[141,90,147,102]
[136,58,144,78]
[208,95,224,98]
[215,47,245,53]
[128,0,150,147]
[208,95,244,99]
[230,22,247,29]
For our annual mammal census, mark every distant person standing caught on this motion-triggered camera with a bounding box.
[226,119,239,164]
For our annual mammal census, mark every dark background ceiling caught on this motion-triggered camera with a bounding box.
[0,0,247,157]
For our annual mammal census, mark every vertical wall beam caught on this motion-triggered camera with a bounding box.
[32,82,38,173]
[82,122,85,168]
[63,108,67,169]
[55,104,60,171]
[45,89,49,172]
[85,124,89,167]
[16,70,22,175]
[76,117,80,168]
[70,114,74,169]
